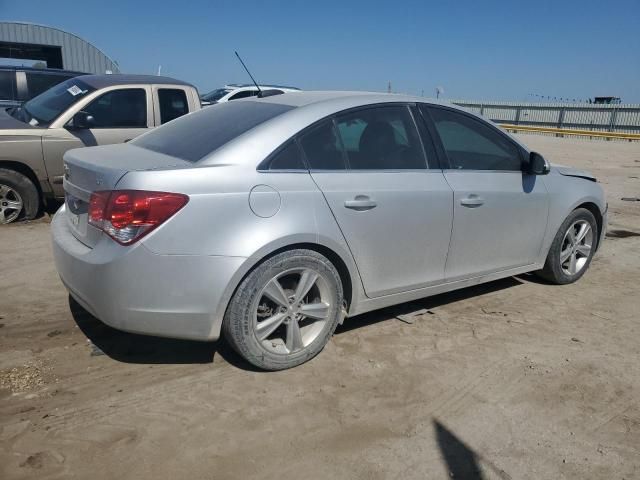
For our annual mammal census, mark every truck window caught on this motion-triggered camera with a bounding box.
[158,89,189,124]
[26,72,77,99]
[83,89,147,128]
[0,71,15,101]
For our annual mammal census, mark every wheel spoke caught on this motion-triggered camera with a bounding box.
[575,223,590,243]
[0,185,9,197]
[300,302,330,320]
[5,200,22,210]
[0,208,6,223]
[286,319,304,352]
[262,278,290,308]
[293,270,318,304]
[560,247,573,263]
[576,244,591,257]
[569,252,578,274]
[255,312,287,341]
[566,227,576,244]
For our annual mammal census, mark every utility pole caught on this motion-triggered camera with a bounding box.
[387,81,391,94]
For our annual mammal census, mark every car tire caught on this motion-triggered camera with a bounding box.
[0,168,40,224]
[223,249,344,371]
[537,208,598,285]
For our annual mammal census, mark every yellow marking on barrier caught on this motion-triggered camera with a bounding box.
[499,124,640,141]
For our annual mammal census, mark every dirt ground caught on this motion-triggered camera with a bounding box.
[1,134,639,480]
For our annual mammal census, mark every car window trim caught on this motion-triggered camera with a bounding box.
[258,102,432,173]
[422,104,526,172]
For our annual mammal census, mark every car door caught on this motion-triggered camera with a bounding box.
[302,104,453,298]
[42,87,152,197]
[422,105,549,281]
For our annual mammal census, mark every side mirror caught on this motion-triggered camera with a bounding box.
[69,111,95,129]
[528,151,550,175]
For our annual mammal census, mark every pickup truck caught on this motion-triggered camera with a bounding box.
[0,74,200,223]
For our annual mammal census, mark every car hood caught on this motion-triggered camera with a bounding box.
[0,107,41,135]
[551,163,597,182]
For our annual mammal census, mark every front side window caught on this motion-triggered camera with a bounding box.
[26,72,77,99]
[83,88,147,128]
[335,106,427,169]
[158,88,188,124]
[299,120,346,170]
[426,107,521,171]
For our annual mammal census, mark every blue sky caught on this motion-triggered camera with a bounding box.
[2,0,639,102]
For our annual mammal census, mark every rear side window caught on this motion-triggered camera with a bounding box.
[158,88,189,124]
[26,72,76,99]
[426,107,521,171]
[335,106,427,169]
[228,90,257,101]
[133,101,294,162]
[268,141,306,170]
[83,88,147,128]
[299,120,346,170]
[0,71,15,101]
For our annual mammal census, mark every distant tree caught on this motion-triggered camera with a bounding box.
[32,61,47,69]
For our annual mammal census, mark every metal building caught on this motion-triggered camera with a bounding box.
[0,21,119,74]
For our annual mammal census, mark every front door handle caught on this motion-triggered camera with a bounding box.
[344,195,377,211]
[460,195,484,208]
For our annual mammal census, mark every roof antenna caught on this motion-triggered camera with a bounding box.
[235,51,263,97]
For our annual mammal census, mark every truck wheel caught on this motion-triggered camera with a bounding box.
[223,249,343,370]
[0,168,40,224]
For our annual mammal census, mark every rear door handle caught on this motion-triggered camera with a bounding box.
[344,195,377,211]
[460,195,484,208]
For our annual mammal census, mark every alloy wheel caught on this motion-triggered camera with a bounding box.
[253,267,332,355]
[0,183,23,224]
[560,219,593,276]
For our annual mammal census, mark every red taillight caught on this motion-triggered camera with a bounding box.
[88,190,188,245]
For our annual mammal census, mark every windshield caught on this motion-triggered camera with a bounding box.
[133,100,294,162]
[201,88,232,102]
[19,78,95,126]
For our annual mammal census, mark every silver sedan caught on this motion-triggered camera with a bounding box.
[51,92,607,370]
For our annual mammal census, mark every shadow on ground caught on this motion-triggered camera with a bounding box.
[71,276,524,368]
[69,296,259,371]
[434,420,511,480]
[335,276,523,335]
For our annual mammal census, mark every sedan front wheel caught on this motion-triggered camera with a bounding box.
[537,208,598,284]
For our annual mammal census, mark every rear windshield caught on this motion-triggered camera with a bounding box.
[132,101,294,162]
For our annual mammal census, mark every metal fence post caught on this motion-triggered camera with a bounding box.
[557,107,565,137]
[515,106,521,125]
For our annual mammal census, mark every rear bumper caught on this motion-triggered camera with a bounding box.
[51,206,245,341]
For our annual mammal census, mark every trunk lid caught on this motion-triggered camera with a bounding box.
[63,143,192,247]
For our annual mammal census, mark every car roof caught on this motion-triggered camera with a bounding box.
[254,90,450,108]
[0,65,87,75]
[226,83,300,90]
[75,74,195,89]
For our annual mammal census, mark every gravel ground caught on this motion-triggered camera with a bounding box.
[1,134,639,479]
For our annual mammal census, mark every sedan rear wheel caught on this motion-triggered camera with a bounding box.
[537,208,598,284]
[223,249,343,370]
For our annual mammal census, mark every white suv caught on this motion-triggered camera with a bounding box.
[200,83,300,105]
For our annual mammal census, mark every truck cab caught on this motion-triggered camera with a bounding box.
[0,74,200,223]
